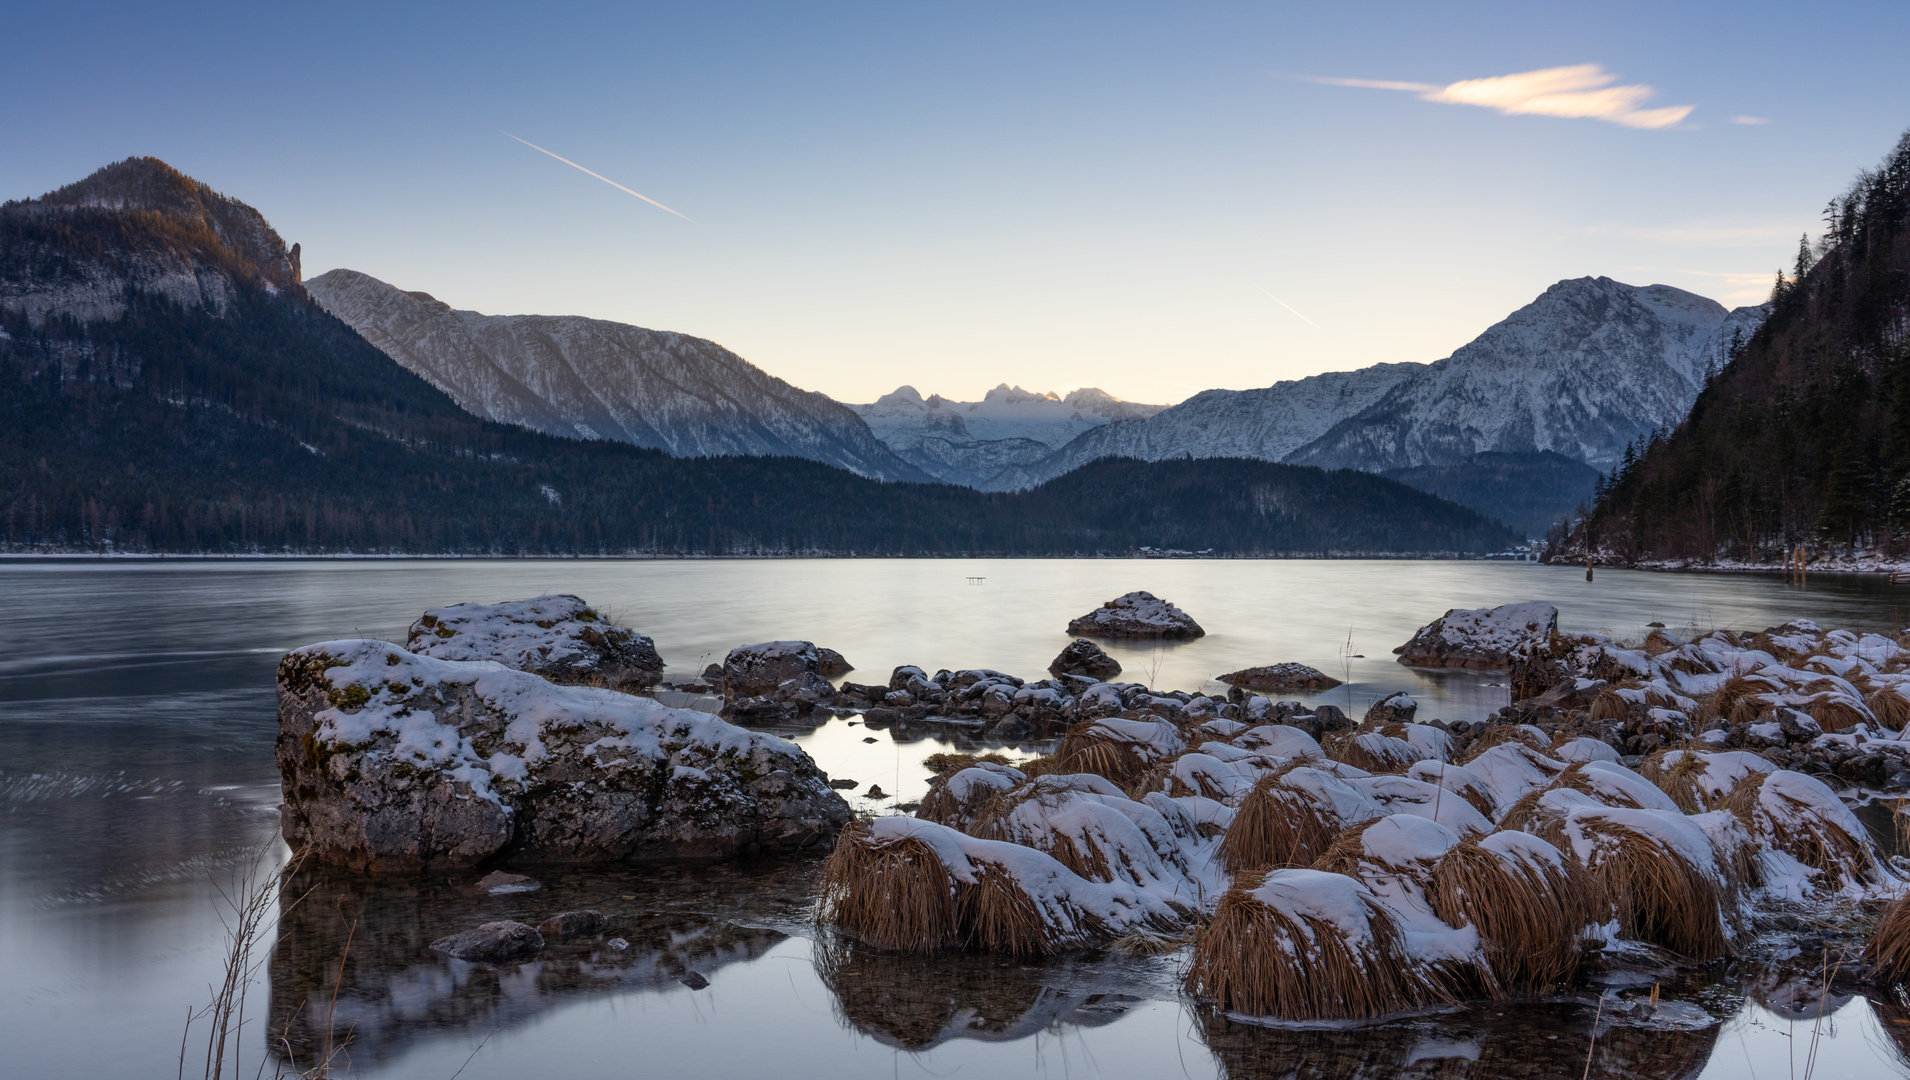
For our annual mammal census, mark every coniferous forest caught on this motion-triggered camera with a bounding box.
[1562,129,1910,563]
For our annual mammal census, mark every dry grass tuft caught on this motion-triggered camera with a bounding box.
[1184,871,1453,1020]
[922,752,1016,776]
[1428,838,1595,992]
[1722,773,1881,891]
[1217,766,1346,873]
[1866,687,1910,732]
[817,822,962,952]
[1640,749,1714,814]
[1806,693,1871,733]
[918,767,1021,833]
[1457,724,1547,766]
[1642,629,1681,657]
[1575,818,1734,960]
[1322,728,1418,774]
[1032,722,1159,788]
[959,862,1058,955]
[1864,893,1910,984]
[1589,690,1634,724]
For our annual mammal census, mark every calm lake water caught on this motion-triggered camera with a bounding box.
[4,557,1910,1079]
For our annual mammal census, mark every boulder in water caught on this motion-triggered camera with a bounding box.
[1067,592,1204,640]
[722,640,838,717]
[407,595,664,691]
[1049,638,1122,679]
[537,910,607,942]
[1363,693,1417,725]
[1394,602,1558,670]
[1217,663,1341,691]
[276,638,851,873]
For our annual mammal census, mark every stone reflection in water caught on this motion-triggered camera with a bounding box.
[267,861,812,1069]
[1196,1000,1722,1080]
[811,937,1152,1050]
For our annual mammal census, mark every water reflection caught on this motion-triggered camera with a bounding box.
[267,860,815,1068]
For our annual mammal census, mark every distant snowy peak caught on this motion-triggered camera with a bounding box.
[1290,277,1770,472]
[851,382,1165,486]
[306,269,929,482]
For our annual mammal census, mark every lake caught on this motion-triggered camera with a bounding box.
[3,557,1908,1079]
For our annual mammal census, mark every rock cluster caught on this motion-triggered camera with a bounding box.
[276,638,850,872]
[1394,601,1557,670]
[406,595,664,691]
[1067,591,1205,639]
[1217,662,1342,691]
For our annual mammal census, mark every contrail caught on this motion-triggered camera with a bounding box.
[501,131,690,220]
[1260,289,1321,329]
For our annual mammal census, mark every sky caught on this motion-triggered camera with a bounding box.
[4,1,1908,406]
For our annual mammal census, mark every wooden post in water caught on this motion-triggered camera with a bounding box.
[1586,550,1594,583]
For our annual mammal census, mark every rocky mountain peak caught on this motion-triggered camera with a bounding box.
[26,157,299,289]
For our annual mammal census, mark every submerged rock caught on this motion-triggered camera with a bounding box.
[1395,601,1558,670]
[473,871,539,894]
[1067,592,1204,640]
[1049,639,1122,680]
[276,639,851,872]
[430,921,544,962]
[1217,662,1341,691]
[406,594,664,691]
[538,910,607,942]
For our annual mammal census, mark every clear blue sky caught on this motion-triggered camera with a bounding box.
[5,1,1906,404]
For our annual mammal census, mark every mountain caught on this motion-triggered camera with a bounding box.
[1562,130,1910,563]
[1288,278,1768,473]
[986,363,1421,491]
[851,383,1164,486]
[0,157,1518,556]
[305,268,929,482]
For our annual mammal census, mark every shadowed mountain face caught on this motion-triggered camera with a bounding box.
[306,268,929,482]
[1384,451,1603,540]
[1569,131,1910,562]
[0,159,1519,556]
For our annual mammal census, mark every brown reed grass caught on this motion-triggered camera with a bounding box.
[1589,690,1633,724]
[1722,774,1880,890]
[817,822,962,952]
[1428,838,1595,992]
[1217,765,1344,873]
[1184,871,1452,1020]
[1457,724,1548,766]
[1864,893,1910,984]
[1867,688,1910,732]
[1322,728,1418,774]
[1640,749,1714,814]
[1805,694,1871,733]
[1033,721,1161,788]
[1577,818,1734,960]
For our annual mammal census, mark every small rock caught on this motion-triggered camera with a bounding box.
[1049,638,1122,680]
[865,784,887,799]
[430,921,544,962]
[702,663,724,680]
[677,971,710,990]
[536,910,606,942]
[474,871,540,895]
[1362,692,1417,725]
[817,648,854,677]
[606,937,630,951]
[1217,662,1342,691]
[862,736,878,744]
[1066,591,1204,640]
[829,778,859,789]
[407,595,664,691]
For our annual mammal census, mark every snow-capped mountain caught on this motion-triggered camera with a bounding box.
[982,364,1421,491]
[306,269,930,482]
[851,384,1165,487]
[1003,278,1768,490]
[1288,278,1770,473]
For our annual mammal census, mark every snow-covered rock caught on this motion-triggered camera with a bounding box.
[1048,638,1122,679]
[720,640,838,718]
[1395,601,1558,670]
[305,268,928,482]
[405,595,663,691]
[1217,662,1342,691]
[276,639,850,872]
[1066,591,1204,640]
[851,384,1165,488]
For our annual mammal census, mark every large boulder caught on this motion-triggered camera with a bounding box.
[1066,591,1204,640]
[1049,638,1122,680]
[1393,602,1558,671]
[1217,663,1342,691]
[276,639,851,873]
[721,641,838,718]
[406,595,663,691]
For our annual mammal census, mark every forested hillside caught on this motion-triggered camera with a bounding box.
[0,159,1518,557]
[1560,129,1910,564]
